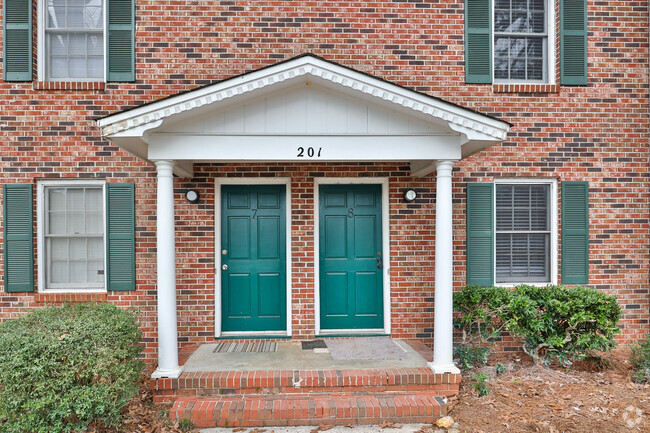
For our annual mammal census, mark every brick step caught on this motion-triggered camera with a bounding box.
[170,391,449,428]
[152,368,461,402]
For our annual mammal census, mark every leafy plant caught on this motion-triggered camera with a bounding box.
[503,285,621,365]
[471,372,491,396]
[454,284,622,367]
[496,363,507,376]
[179,418,195,432]
[629,333,650,383]
[454,344,491,369]
[0,303,144,433]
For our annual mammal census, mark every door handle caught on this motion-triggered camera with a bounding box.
[376,254,382,269]
[222,264,228,271]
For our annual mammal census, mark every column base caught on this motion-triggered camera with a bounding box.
[427,361,461,375]
[151,365,184,379]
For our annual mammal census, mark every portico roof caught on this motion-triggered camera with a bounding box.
[98,54,510,177]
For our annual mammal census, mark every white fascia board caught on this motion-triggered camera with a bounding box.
[146,134,462,162]
[98,55,510,142]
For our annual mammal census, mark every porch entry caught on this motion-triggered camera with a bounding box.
[319,184,384,330]
[221,185,286,332]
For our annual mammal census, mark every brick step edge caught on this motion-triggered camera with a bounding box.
[169,392,448,428]
[153,368,461,401]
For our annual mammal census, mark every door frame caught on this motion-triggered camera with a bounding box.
[214,178,292,337]
[314,177,391,335]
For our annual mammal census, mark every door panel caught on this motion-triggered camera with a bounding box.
[320,184,383,330]
[221,185,286,332]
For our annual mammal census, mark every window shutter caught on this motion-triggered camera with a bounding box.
[3,184,34,292]
[107,0,135,82]
[106,183,136,291]
[466,183,494,286]
[561,181,589,284]
[3,0,32,81]
[560,0,588,85]
[465,0,492,84]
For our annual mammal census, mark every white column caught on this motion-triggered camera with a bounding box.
[152,160,183,379]
[428,160,461,375]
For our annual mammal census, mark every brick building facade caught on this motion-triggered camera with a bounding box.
[1,0,648,376]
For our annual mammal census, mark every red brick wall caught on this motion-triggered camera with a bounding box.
[0,1,648,361]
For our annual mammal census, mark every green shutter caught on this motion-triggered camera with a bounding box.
[466,183,494,286]
[561,181,589,284]
[106,183,136,291]
[107,0,135,82]
[560,0,588,85]
[3,0,32,81]
[3,184,34,292]
[465,0,492,84]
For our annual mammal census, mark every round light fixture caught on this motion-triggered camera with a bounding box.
[185,189,200,203]
[403,189,418,202]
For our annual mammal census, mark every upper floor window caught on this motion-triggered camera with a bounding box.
[41,0,105,81]
[494,0,547,82]
[465,0,587,86]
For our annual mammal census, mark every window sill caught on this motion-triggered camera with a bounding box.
[35,292,107,304]
[492,83,560,94]
[34,81,106,91]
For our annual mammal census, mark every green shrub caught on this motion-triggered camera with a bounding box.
[470,372,491,397]
[454,284,622,366]
[629,333,650,383]
[503,285,621,365]
[0,303,145,433]
[454,344,491,370]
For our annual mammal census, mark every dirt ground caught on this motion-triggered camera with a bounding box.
[88,351,649,433]
[445,351,650,433]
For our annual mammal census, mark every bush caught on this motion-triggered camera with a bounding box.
[0,303,145,433]
[629,333,650,383]
[454,344,491,370]
[504,285,621,365]
[454,284,622,366]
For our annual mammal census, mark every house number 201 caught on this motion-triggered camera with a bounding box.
[297,147,322,158]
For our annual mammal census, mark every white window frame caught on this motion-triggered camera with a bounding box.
[37,180,107,293]
[493,178,558,286]
[492,0,556,84]
[37,0,107,82]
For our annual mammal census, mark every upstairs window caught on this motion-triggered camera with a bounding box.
[43,0,105,81]
[465,0,587,85]
[494,0,547,82]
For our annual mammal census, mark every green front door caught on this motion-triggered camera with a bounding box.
[221,185,286,332]
[319,184,384,330]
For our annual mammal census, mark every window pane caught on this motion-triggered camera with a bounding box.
[496,233,549,282]
[495,183,551,283]
[44,0,104,80]
[44,185,104,289]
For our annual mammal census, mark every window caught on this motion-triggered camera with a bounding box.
[495,183,552,283]
[494,0,548,82]
[467,179,576,287]
[465,0,587,85]
[41,0,104,81]
[38,182,106,291]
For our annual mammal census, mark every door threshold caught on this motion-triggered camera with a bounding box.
[218,331,290,340]
[318,329,387,337]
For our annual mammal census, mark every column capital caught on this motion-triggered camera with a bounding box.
[154,160,175,176]
[436,160,455,175]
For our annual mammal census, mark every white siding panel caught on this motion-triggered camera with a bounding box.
[325,92,348,133]
[285,90,307,134]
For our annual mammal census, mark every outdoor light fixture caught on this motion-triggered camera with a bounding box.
[185,189,200,203]
[403,189,418,202]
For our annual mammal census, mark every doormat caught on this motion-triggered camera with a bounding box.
[325,337,409,360]
[301,340,328,350]
[212,341,278,353]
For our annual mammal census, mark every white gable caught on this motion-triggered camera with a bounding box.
[98,55,510,177]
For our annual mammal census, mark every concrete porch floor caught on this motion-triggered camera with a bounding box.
[180,339,432,373]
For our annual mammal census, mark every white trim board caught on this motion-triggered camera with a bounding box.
[213,178,293,337]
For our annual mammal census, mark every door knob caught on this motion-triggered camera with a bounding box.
[222,264,228,271]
